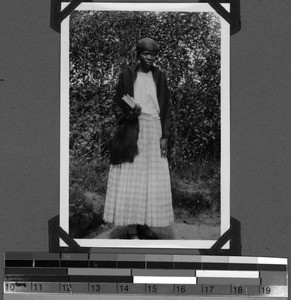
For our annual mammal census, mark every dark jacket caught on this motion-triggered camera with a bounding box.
[110,63,171,164]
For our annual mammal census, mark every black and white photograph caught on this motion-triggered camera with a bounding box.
[60,2,230,248]
[2,2,291,297]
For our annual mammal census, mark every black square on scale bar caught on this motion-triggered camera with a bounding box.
[89,260,116,268]
[60,260,88,268]
[174,262,202,270]
[146,262,173,269]
[5,260,33,267]
[34,260,60,268]
[118,261,145,269]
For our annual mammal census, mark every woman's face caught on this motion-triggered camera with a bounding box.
[139,50,157,71]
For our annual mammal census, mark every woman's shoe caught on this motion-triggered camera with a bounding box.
[128,233,139,239]
[137,225,158,240]
[127,226,139,239]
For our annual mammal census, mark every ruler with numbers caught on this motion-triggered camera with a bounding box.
[3,253,288,299]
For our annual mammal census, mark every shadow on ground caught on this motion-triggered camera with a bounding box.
[89,221,220,240]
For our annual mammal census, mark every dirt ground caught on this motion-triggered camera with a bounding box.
[86,210,220,240]
[81,191,220,240]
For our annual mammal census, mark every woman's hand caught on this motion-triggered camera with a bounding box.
[160,138,168,158]
[127,104,141,120]
[133,104,142,115]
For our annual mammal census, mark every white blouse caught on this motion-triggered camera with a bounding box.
[134,71,160,119]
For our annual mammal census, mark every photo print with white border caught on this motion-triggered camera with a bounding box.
[60,2,230,249]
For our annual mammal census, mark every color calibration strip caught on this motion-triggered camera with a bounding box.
[3,253,288,298]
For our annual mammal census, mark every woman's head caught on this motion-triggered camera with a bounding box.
[136,37,159,71]
[136,37,159,57]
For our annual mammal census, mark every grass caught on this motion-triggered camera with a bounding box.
[69,157,109,237]
[70,156,110,195]
[170,157,220,225]
[69,155,220,238]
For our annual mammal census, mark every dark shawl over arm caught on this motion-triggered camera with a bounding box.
[110,64,171,164]
[110,68,139,165]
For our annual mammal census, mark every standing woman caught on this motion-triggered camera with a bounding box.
[103,37,174,239]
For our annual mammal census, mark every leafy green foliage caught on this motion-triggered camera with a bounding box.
[69,10,221,164]
[69,188,95,237]
[69,11,221,234]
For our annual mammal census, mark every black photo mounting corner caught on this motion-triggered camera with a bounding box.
[49,215,91,253]
[50,0,241,35]
[199,217,242,256]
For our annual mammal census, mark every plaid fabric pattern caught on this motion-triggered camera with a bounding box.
[103,116,174,227]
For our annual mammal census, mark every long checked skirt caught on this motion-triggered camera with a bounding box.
[103,116,174,227]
